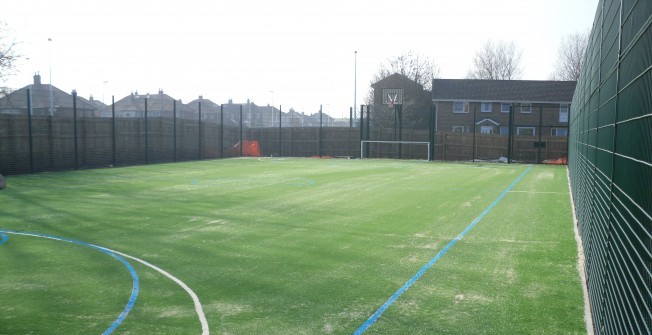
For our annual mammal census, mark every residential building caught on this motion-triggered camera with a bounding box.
[0,74,96,117]
[432,79,576,137]
[370,73,432,129]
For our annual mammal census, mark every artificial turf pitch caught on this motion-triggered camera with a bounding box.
[0,158,586,334]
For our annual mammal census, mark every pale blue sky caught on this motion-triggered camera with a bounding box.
[3,0,598,117]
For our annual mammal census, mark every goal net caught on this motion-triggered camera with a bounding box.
[360,140,430,160]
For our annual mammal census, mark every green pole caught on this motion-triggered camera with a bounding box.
[365,105,370,158]
[173,100,177,162]
[220,104,224,158]
[198,100,202,160]
[72,90,78,169]
[145,96,149,164]
[398,105,403,159]
[508,105,514,164]
[537,105,543,163]
[278,105,282,157]
[319,105,323,157]
[472,103,476,162]
[359,105,364,158]
[112,96,116,167]
[27,88,34,173]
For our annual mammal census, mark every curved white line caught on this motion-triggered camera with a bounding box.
[94,245,210,335]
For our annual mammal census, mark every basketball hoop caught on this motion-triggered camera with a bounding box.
[387,93,397,108]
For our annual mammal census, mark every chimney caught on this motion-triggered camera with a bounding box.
[33,73,42,85]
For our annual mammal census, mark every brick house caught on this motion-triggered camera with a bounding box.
[432,79,576,137]
[370,73,432,129]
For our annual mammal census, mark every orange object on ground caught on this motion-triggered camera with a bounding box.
[233,141,261,157]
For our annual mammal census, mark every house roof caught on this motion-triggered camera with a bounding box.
[0,74,95,111]
[432,79,576,103]
[371,73,424,90]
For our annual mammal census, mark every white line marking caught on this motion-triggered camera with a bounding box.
[94,245,210,335]
[508,190,569,194]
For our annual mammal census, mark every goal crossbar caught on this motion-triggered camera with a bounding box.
[360,140,430,160]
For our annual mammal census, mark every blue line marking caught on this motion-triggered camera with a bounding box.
[0,230,139,335]
[353,165,533,334]
[0,233,8,246]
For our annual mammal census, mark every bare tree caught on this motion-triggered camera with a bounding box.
[550,32,588,81]
[370,50,440,91]
[365,51,439,130]
[0,22,21,93]
[467,40,523,80]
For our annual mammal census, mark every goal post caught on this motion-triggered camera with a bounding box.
[360,140,431,160]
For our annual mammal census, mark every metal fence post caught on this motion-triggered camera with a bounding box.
[72,90,78,169]
[27,88,34,173]
[198,100,202,160]
[239,104,243,157]
[359,105,364,158]
[319,105,323,157]
[173,100,177,162]
[278,105,282,157]
[507,105,514,163]
[111,96,116,167]
[472,103,477,162]
[220,104,224,158]
[145,96,149,164]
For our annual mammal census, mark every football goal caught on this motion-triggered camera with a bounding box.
[360,140,431,160]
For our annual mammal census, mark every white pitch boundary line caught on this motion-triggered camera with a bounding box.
[508,190,569,194]
[94,245,210,335]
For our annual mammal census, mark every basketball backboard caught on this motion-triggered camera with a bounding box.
[382,88,403,107]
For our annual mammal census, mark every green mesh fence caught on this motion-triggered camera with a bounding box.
[568,0,651,334]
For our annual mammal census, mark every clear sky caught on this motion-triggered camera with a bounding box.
[2,0,598,118]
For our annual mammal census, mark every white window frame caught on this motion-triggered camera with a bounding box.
[520,103,532,113]
[517,127,536,136]
[452,126,469,133]
[501,103,511,113]
[551,128,568,137]
[480,125,494,134]
[481,102,492,113]
[453,101,468,113]
[559,104,569,123]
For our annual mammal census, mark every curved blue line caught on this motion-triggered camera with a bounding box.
[353,165,533,334]
[0,233,8,246]
[0,230,139,335]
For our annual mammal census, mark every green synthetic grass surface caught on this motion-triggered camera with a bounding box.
[0,158,586,334]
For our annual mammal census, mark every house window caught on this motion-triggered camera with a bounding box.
[481,102,492,113]
[480,126,494,134]
[501,103,511,113]
[453,101,468,113]
[452,126,469,133]
[551,128,568,137]
[520,103,531,113]
[499,126,510,135]
[559,104,569,122]
[517,127,536,136]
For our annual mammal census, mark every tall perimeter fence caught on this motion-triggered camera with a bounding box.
[0,94,570,176]
[568,0,651,334]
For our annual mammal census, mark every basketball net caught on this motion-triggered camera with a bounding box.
[387,93,398,108]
